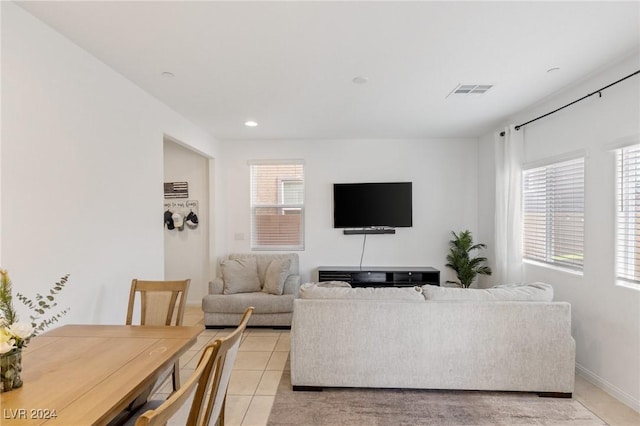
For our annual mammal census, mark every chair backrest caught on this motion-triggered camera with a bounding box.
[134,345,215,426]
[126,279,190,326]
[188,307,253,426]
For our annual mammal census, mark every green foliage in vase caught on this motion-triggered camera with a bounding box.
[445,230,492,288]
[16,274,71,335]
[0,270,69,392]
[1,270,36,355]
[0,271,18,327]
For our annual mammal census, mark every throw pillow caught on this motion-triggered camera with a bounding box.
[262,259,292,295]
[221,258,261,294]
[422,282,553,302]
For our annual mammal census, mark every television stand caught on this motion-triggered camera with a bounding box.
[317,266,440,287]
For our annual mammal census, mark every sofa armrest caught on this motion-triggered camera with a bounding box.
[209,278,224,295]
[283,275,301,296]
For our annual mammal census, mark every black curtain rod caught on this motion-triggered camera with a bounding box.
[500,69,640,137]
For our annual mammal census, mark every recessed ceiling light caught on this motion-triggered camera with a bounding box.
[161,71,175,78]
[547,67,561,73]
[244,121,258,127]
[352,76,369,85]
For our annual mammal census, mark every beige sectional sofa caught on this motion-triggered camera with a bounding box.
[291,282,575,396]
[202,253,300,327]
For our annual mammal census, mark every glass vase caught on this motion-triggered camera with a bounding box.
[0,349,23,392]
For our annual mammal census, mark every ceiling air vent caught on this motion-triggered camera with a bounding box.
[446,84,493,98]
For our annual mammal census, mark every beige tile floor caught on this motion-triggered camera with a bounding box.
[160,305,639,426]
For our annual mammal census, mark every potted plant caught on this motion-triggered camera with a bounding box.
[445,230,492,288]
[0,269,70,392]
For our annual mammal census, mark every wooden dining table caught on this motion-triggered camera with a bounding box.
[0,324,202,425]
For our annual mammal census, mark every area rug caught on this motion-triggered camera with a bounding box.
[267,371,606,426]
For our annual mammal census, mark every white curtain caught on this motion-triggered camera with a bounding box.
[494,125,524,284]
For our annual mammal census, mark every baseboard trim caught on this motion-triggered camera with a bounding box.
[576,363,640,413]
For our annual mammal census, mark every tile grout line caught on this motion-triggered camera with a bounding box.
[239,352,270,426]
[240,334,283,426]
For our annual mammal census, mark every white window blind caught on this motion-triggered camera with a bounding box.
[616,144,640,284]
[522,157,585,270]
[249,161,304,250]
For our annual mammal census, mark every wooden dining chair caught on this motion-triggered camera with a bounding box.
[134,307,254,426]
[126,278,190,391]
[133,344,215,426]
[126,279,191,326]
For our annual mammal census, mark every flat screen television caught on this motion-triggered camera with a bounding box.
[333,182,413,228]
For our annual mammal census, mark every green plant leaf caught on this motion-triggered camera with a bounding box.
[445,230,492,287]
[11,273,72,337]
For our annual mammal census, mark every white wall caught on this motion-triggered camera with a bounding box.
[220,138,481,284]
[479,53,640,410]
[1,3,219,325]
[163,139,210,303]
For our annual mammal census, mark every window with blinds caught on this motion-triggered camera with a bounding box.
[249,161,304,250]
[522,157,585,270]
[616,144,640,285]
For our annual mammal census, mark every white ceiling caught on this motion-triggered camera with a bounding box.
[16,1,640,140]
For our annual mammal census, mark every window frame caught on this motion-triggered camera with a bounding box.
[249,160,305,251]
[522,154,585,273]
[278,177,304,215]
[615,143,640,290]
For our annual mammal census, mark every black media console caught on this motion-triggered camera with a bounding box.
[317,266,440,287]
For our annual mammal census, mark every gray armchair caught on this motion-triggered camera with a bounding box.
[202,253,300,327]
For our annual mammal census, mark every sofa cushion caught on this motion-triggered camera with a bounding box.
[221,257,261,294]
[422,282,553,302]
[263,258,292,295]
[203,292,295,314]
[316,281,352,288]
[299,283,423,300]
